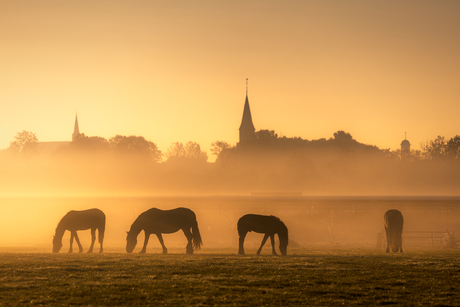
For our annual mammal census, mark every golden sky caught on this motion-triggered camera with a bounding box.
[1,0,459,158]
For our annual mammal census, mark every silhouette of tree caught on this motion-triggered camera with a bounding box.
[422,136,447,160]
[332,130,353,141]
[256,129,278,140]
[446,135,460,159]
[109,135,162,162]
[71,134,109,153]
[211,141,232,156]
[166,142,186,158]
[9,130,38,155]
[166,141,207,163]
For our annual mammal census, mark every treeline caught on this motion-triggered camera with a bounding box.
[1,130,459,196]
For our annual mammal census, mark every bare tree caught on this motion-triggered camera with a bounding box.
[9,130,38,155]
[211,141,232,156]
[166,141,207,163]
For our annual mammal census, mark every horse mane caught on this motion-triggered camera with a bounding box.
[270,215,288,237]
[55,212,70,231]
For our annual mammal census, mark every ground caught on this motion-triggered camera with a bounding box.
[0,247,459,306]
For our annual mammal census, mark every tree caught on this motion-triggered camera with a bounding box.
[332,130,353,141]
[71,134,109,152]
[109,135,162,162]
[166,141,207,163]
[256,129,278,140]
[422,136,446,160]
[211,141,232,156]
[9,130,38,155]
[446,135,460,159]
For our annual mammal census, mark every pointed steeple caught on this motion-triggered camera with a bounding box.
[72,113,80,141]
[239,79,256,143]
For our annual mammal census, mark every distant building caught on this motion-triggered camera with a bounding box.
[238,79,256,144]
[37,114,81,155]
[400,133,410,160]
[72,113,80,141]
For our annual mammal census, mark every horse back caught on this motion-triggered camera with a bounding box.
[238,214,282,235]
[137,207,197,233]
[384,210,404,230]
[61,208,105,231]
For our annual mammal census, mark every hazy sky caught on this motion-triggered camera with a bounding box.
[1,0,459,159]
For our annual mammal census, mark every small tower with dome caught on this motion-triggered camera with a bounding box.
[400,132,411,160]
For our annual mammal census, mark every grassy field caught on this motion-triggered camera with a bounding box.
[0,247,459,306]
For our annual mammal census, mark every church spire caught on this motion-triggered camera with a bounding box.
[72,113,80,141]
[239,78,256,144]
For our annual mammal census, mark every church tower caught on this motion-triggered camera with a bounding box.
[239,79,256,144]
[72,113,80,141]
[400,132,411,160]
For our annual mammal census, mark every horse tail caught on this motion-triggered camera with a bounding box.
[191,219,202,251]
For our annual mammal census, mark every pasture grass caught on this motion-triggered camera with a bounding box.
[0,247,459,306]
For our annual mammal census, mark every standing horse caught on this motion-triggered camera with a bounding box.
[384,209,404,253]
[238,214,288,256]
[126,207,202,254]
[53,208,106,253]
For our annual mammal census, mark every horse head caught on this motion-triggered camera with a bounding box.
[126,230,137,253]
[278,222,289,256]
[279,236,288,256]
[52,235,62,253]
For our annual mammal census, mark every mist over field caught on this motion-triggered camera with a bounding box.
[1,131,460,197]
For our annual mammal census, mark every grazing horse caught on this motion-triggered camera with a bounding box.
[126,207,202,254]
[238,214,288,256]
[384,209,404,253]
[53,208,105,254]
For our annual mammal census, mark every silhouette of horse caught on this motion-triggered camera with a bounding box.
[126,207,202,254]
[52,208,106,253]
[238,214,288,256]
[384,209,404,253]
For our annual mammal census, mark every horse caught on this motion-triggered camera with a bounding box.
[384,209,404,253]
[52,208,106,254]
[126,207,202,254]
[238,214,288,256]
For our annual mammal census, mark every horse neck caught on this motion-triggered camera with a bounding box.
[129,219,143,236]
[277,222,288,239]
[54,223,66,241]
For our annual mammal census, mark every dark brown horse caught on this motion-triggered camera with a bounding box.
[238,214,288,256]
[384,209,404,253]
[53,208,106,253]
[126,207,202,254]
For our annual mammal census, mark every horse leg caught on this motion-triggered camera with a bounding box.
[140,233,150,254]
[238,231,247,255]
[156,233,168,254]
[270,234,278,256]
[98,227,104,253]
[74,232,83,253]
[182,228,193,254]
[256,234,270,255]
[385,226,390,253]
[87,228,96,253]
[69,232,74,253]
